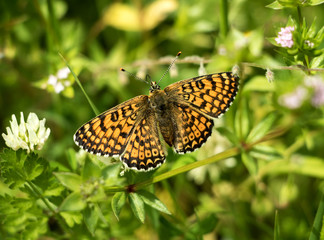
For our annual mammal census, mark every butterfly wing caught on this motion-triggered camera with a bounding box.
[163,72,239,153]
[74,95,149,157]
[121,109,165,171]
[164,72,239,118]
[169,103,214,153]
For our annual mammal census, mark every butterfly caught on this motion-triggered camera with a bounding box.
[74,55,239,171]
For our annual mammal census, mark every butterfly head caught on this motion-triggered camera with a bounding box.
[149,81,161,93]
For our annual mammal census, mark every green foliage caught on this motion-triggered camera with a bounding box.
[1,0,324,239]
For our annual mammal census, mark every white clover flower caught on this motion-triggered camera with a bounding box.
[275,26,295,48]
[2,112,51,153]
[47,67,71,94]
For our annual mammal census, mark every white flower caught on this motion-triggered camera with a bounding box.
[2,112,51,153]
[47,67,71,94]
[305,40,314,48]
[275,26,295,48]
[198,62,207,76]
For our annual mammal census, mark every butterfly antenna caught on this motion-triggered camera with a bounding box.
[157,51,181,85]
[120,68,150,84]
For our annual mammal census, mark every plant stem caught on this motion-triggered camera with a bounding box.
[59,52,99,115]
[220,0,229,38]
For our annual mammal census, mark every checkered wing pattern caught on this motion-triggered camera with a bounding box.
[121,110,165,171]
[170,103,214,153]
[74,95,149,158]
[165,72,239,118]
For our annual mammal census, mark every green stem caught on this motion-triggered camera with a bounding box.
[25,180,71,234]
[296,6,303,28]
[59,52,99,115]
[219,0,229,38]
[135,147,240,190]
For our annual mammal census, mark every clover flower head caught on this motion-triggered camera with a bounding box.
[275,26,295,48]
[47,67,71,93]
[2,112,51,153]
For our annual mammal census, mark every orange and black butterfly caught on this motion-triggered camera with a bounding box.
[74,53,239,171]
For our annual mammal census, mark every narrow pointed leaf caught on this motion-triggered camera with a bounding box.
[129,192,145,223]
[246,112,278,143]
[84,205,99,236]
[138,190,171,215]
[111,192,126,221]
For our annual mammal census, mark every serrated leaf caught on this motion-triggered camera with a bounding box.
[59,192,86,212]
[24,154,45,181]
[241,151,258,176]
[60,212,83,227]
[111,192,126,221]
[84,205,99,236]
[138,190,171,215]
[246,112,278,143]
[54,172,82,191]
[128,192,145,223]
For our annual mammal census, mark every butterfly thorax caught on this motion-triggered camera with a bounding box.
[149,89,175,147]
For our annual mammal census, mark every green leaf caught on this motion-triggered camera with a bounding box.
[241,151,258,176]
[138,190,171,215]
[24,153,45,181]
[191,213,218,235]
[309,0,324,6]
[246,112,278,143]
[66,148,77,171]
[82,157,101,181]
[310,52,324,68]
[84,205,99,236]
[274,210,281,240]
[60,212,83,227]
[266,1,284,9]
[216,127,239,145]
[111,192,127,221]
[242,76,275,92]
[128,192,145,223]
[54,172,82,191]
[59,192,86,212]
[309,193,324,240]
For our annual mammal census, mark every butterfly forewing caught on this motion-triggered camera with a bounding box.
[164,72,239,118]
[74,95,148,157]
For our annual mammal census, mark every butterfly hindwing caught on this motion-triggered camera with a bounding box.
[121,110,165,171]
[169,103,214,153]
[164,72,239,118]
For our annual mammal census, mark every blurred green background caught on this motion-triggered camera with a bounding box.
[1,0,324,239]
